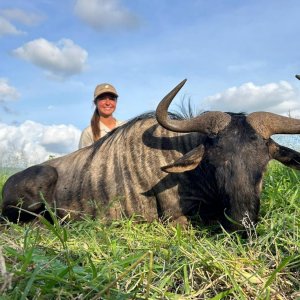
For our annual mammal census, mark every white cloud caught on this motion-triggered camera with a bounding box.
[203,81,300,116]
[0,16,24,36]
[0,8,43,26]
[74,0,139,30]
[0,121,81,168]
[13,38,88,80]
[0,78,20,103]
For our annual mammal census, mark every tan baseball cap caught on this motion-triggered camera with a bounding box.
[94,83,118,100]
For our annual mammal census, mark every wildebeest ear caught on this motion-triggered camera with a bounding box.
[161,144,205,173]
[269,139,300,170]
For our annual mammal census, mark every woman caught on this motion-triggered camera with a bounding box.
[78,83,124,148]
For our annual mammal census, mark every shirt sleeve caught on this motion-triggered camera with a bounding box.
[78,127,94,149]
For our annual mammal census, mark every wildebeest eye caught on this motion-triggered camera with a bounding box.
[208,133,217,138]
[249,134,258,141]
[205,135,219,146]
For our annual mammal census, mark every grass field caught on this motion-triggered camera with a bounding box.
[0,162,299,299]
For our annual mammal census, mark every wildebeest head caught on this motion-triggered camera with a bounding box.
[156,80,300,230]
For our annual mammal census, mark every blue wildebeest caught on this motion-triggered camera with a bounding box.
[2,80,300,231]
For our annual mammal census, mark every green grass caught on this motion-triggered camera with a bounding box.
[0,162,299,299]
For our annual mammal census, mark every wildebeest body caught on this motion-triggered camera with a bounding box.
[45,117,204,222]
[2,117,204,223]
[2,80,300,231]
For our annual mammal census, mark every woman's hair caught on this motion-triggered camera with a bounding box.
[91,99,101,142]
[90,95,118,142]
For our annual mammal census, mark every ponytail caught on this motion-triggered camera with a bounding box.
[91,107,101,142]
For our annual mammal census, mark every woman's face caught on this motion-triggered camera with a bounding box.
[96,93,117,117]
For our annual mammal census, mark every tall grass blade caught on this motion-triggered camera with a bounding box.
[262,255,295,292]
[20,267,40,300]
[208,288,234,300]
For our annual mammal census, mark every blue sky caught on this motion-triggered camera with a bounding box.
[1,0,300,165]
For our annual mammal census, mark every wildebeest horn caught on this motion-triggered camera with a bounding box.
[156,80,231,134]
[247,112,300,139]
[296,74,300,80]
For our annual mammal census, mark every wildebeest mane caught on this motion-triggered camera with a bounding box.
[92,101,247,152]
[92,111,186,150]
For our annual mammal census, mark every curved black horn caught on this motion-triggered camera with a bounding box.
[155,79,187,131]
[296,74,300,80]
[156,80,231,134]
[247,112,300,139]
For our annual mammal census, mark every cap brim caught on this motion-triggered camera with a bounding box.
[95,91,118,100]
